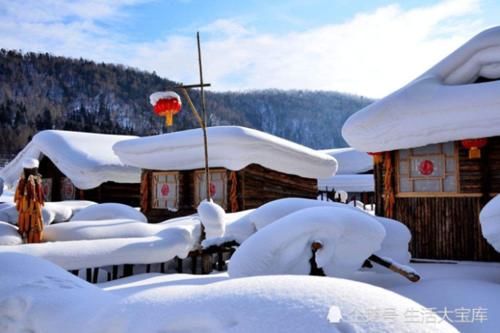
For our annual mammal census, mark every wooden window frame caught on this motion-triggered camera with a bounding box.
[396,142,460,197]
[193,168,228,209]
[151,171,180,210]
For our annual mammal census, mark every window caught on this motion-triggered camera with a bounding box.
[397,142,458,194]
[194,169,227,209]
[42,178,52,201]
[60,177,75,200]
[151,172,180,211]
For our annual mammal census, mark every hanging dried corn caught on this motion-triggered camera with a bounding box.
[15,159,45,243]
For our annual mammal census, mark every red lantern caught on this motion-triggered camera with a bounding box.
[150,91,182,127]
[461,138,487,159]
[368,152,383,164]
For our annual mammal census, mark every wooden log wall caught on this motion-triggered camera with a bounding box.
[394,197,500,261]
[375,138,500,261]
[39,156,140,206]
[239,164,317,210]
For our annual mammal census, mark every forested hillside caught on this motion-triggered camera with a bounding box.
[0,49,372,154]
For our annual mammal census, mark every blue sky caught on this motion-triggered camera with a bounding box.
[0,0,498,97]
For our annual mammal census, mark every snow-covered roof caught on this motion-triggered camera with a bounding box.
[319,147,372,174]
[318,174,374,193]
[342,26,500,152]
[0,130,141,190]
[113,126,338,179]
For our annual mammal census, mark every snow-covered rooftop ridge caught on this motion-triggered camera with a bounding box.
[0,130,141,190]
[342,26,500,152]
[113,126,338,179]
[319,147,372,174]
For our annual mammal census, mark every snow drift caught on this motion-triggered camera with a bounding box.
[228,206,386,278]
[0,253,458,333]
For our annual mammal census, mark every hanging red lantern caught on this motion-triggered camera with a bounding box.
[461,138,487,159]
[368,152,384,164]
[150,91,182,127]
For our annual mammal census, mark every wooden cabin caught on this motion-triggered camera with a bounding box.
[113,126,337,223]
[38,156,140,206]
[0,130,141,206]
[342,27,500,261]
[140,164,318,222]
[372,141,500,261]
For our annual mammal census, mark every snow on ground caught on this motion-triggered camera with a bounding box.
[228,206,386,278]
[479,195,500,251]
[70,203,147,223]
[0,130,140,190]
[113,126,338,178]
[0,222,22,245]
[0,253,459,333]
[342,26,500,152]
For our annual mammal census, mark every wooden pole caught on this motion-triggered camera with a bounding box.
[368,254,420,282]
[197,32,211,202]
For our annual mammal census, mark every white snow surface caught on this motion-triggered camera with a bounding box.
[0,130,140,189]
[320,147,373,174]
[44,219,159,242]
[0,253,459,333]
[0,204,56,225]
[0,222,22,245]
[247,198,360,230]
[228,206,386,278]
[70,203,147,223]
[318,174,374,192]
[0,223,197,270]
[373,217,412,267]
[149,91,181,105]
[44,202,73,222]
[52,200,96,214]
[342,26,500,152]
[479,195,500,251]
[197,199,226,239]
[113,126,338,178]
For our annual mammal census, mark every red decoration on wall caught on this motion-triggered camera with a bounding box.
[161,183,170,196]
[418,160,434,176]
[209,182,216,197]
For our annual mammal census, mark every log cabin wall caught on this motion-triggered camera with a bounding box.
[39,157,140,206]
[375,138,500,261]
[142,163,318,223]
[239,164,318,210]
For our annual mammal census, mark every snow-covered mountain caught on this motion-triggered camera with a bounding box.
[0,49,372,153]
